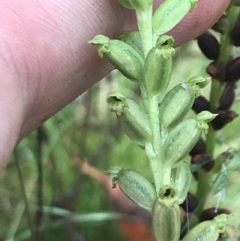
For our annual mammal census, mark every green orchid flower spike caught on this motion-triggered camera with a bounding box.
[89,0,235,241]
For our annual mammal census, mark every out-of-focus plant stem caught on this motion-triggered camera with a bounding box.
[198,3,240,211]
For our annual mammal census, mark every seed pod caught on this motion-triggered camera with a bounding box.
[159,76,209,129]
[211,110,238,130]
[163,111,217,166]
[197,32,220,60]
[152,199,180,241]
[182,214,228,241]
[117,169,157,210]
[159,82,194,128]
[180,192,199,213]
[191,153,214,171]
[162,119,201,166]
[118,0,153,11]
[225,57,240,82]
[207,61,226,82]
[190,138,206,156]
[108,92,152,145]
[153,0,198,36]
[230,26,240,47]
[144,35,175,97]
[89,35,144,82]
[171,161,192,204]
[119,31,144,58]
[218,84,235,110]
[200,208,230,222]
[192,96,210,114]
[211,15,229,34]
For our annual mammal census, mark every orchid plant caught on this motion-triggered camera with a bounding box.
[89,0,240,240]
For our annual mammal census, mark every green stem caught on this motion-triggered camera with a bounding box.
[206,4,240,156]
[199,3,240,214]
[14,148,34,238]
[136,5,166,192]
[136,6,153,58]
[162,165,171,186]
[196,169,211,213]
[145,96,163,192]
[140,85,149,113]
[148,96,162,156]
[35,126,44,239]
[137,6,162,186]
[206,125,216,155]
[145,143,162,192]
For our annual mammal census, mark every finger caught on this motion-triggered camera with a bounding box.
[0,65,25,171]
[0,0,125,168]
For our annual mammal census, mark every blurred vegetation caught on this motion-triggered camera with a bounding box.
[0,40,240,241]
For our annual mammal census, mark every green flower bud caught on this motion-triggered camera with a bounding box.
[153,0,198,35]
[159,76,210,129]
[152,199,180,241]
[119,31,144,58]
[197,111,218,133]
[182,214,228,241]
[188,75,211,89]
[158,185,177,207]
[118,0,153,11]
[144,35,175,97]
[108,92,152,145]
[171,160,192,204]
[89,35,144,82]
[163,118,209,166]
[114,169,156,210]
[197,111,218,122]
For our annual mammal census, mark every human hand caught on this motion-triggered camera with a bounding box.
[0,0,230,171]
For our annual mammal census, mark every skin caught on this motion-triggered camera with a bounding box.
[0,0,230,171]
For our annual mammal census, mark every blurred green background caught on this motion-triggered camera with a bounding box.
[0,40,240,241]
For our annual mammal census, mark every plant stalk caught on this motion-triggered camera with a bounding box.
[145,143,162,192]
[136,6,153,58]
[136,6,165,191]
[206,4,240,156]
[199,3,240,212]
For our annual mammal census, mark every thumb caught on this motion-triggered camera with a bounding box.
[0,71,25,171]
